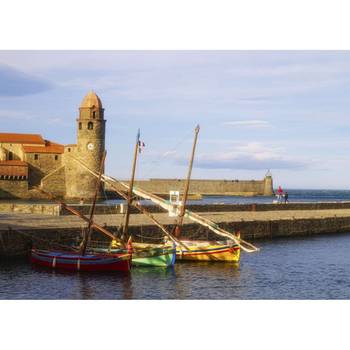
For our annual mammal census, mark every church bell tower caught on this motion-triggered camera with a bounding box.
[64,91,106,200]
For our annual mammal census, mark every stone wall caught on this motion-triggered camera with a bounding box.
[3,215,350,258]
[0,143,25,161]
[0,180,29,199]
[0,202,60,215]
[3,201,350,217]
[109,176,273,196]
[41,165,66,197]
[64,104,106,200]
[25,152,63,187]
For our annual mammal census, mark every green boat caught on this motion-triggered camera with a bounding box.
[90,242,176,268]
[131,243,176,267]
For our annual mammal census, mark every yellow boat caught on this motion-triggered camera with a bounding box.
[176,240,240,262]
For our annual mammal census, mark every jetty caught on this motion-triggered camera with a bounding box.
[2,202,350,257]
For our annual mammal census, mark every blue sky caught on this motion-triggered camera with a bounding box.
[1,51,350,189]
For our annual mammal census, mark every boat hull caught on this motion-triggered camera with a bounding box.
[176,240,240,262]
[92,244,176,267]
[132,248,176,267]
[30,249,131,272]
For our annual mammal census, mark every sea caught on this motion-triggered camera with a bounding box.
[2,189,350,300]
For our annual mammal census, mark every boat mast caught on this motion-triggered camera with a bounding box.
[80,150,107,255]
[69,156,191,251]
[122,129,140,240]
[174,124,200,237]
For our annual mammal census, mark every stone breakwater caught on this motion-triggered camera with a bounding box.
[2,205,350,257]
[3,201,350,216]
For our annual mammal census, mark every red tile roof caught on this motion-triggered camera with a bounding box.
[23,140,64,154]
[0,161,28,177]
[0,133,45,145]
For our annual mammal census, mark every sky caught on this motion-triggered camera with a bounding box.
[1,50,350,189]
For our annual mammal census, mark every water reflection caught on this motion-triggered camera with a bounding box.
[4,233,350,299]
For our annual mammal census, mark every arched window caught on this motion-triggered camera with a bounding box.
[92,111,96,119]
[88,122,94,130]
[8,151,13,160]
[79,122,82,130]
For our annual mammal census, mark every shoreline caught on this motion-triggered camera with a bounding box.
[2,203,350,257]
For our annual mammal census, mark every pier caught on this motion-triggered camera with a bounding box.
[2,202,350,257]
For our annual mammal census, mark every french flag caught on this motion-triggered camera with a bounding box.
[138,140,145,153]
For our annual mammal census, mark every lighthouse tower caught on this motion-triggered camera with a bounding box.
[64,91,106,199]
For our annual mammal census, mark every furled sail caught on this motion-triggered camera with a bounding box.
[69,155,259,253]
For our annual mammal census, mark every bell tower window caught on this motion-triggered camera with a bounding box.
[92,111,96,119]
[88,122,94,130]
[79,122,82,130]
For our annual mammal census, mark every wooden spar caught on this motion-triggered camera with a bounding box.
[80,151,106,256]
[34,187,124,245]
[115,179,258,251]
[122,129,140,239]
[67,154,259,253]
[68,155,191,251]
[174,124,200,237]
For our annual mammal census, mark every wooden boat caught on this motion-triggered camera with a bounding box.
[90,242,176,267]
[31,152,132,273]
[31,248,131,272]
[84,130,177,268]
[176,240,240,262]
[131,243,176,267]
[71,127,259,265]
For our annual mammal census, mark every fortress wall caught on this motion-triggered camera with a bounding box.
[129,178,272,196]
[25,153,63,187]
[41,165,66,197]
[0,180,28,199]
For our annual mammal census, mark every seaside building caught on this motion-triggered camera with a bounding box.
[0,91,273,199]
[0,91,105,199]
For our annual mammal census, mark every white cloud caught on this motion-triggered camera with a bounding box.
[173,142,310,171]
[223,120,271,128]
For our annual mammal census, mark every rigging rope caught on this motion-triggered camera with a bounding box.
[69,155,259,253]
[139,128,194,180]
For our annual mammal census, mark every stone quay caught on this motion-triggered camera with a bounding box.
[2,202,350,258]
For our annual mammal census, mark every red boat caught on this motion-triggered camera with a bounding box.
[31,248,131,272]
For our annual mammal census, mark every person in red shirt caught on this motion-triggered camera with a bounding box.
[276,186,283,203]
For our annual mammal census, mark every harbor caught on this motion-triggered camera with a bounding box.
[2,231,350,299]
[2,199,350,258]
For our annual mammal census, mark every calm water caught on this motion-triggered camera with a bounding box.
[5,189,350,205]
[1,233,350,299]
[104,189,350,205]
[2,189,350,299]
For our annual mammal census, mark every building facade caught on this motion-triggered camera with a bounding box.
[0,91,106,200]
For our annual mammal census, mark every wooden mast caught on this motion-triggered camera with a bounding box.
[122,129,140,240]
[80,150,107,255]
[68,155,191,251]
[35,186,124,243]
[174,124,200,237]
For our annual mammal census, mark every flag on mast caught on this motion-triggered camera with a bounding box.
[137,129,145,153]
[138,140,146,153]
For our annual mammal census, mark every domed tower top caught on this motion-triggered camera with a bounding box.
[80,90,103,109]
[79,91,104,120]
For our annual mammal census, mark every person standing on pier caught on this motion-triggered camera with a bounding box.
[277,186,283,203]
